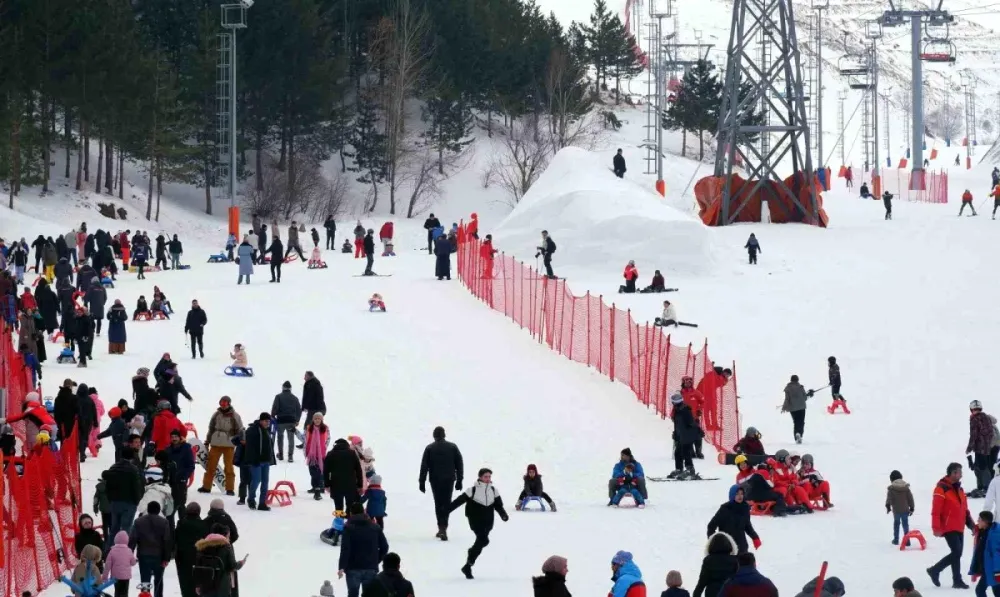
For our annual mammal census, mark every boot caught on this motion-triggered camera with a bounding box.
[197,487,211,494]
[548,501,557,512]
[461,563,474,579]
[666,469,683,479]
[927,568,941,588]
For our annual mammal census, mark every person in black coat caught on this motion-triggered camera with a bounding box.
[325,438,364,512]
[76,383,98,461]
[324,217,337,250]
[707,485,760,554]
[257,224,268,265]
[362,230,375,276]
[338,503,389,596]
[361,552,416,597]
[173,502,209,597]
[423,214,441,254]
[35,279,59,333]
[268,235,284,283]
[183,300,207,359]
[133,373,159,418]
[76,309,95,366]
[243,414,276,510]
[536,231,556,279]
[693,532,740,597]
[419,426,464,540]
[54,380,80,439]
[101,447,145,549]
[301,371,326,421]
[74,513,104,558]
[670,394,702,478]
[153,355,174,386]
[204,500,239,543]
[449,468,509,579]
[154,234,168,270]
[165,431,195,517]
[613,148,627,178]
[434,235,452,280]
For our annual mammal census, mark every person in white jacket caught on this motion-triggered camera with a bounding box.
[655,300,678,327]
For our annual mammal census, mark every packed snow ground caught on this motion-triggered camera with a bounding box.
[2,149,991,597]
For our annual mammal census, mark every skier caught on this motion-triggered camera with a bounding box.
[613,148,627,179]
[324,216,337,250]
[992,184,1000,220]
[780,374,810,444]
[706,485,760,554]
[515,464,557,511]
[423,213,441,254]
[968,400,995,499]
[882,190,893,220]
[353,222,366,258]
[535,231,556,279]
[449,468,509,579]
[679,376,706,458]
[744,233,761,265]
[619,261,638,293]
[669,393,702,480]
[362,229,376,276]
[959,189,978,216]
[859,182,871,199]
[992,167,999,188]
[184,300,207,359]
[419,426,464,541]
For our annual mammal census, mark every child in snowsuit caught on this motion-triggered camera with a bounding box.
[610,463,645,507]
[71,544,104,596]
[515,464,557,511]
[321,511,347,546]
[102,530,136,597]
[368,293,386,312]
[744,233,760,265]
[361,473,387,529]
[57,342,77,364]
[149,296,169,319]
[230,344,251,376]
[886,469,914,545]
[133,296,149,320]
[341,239,352,253]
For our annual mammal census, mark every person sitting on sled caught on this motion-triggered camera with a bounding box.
[341,239,352,253]
[654,300,678,327]
[610,463,645,508]
[743,462,787,516]
[796,453,832,507]
[308,246,324,267]
[230,343,251,376]
[608,447,648,500]
[320,510,348,546]
[768,450,812,513]
[734,454,755,484]
[133,296,150,320]
[153,286,173,314]
[640,270,666,293]
[150,295,170,319]
[382,240,395,257]
[369,293,386,312]
[732,427,765,456]
[57,342,77,364]
[516,464,557,511]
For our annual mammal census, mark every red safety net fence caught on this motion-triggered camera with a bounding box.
[838,167,949,203]
[456,235,741,454]
[1,329,83,597]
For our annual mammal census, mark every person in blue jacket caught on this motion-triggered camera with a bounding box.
[969,510,1000,596]
[131,242,150,280]
[608,448,647,501]
[361,473,387,529]
[609,550,646,597]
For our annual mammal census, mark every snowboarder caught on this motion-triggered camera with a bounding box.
[883,190,893,220]
[707,485,760,554]
[515,464,557,511]
[419,426,464,541]
[613,148,627,179]
[959,189,978,216]
[536,231,556,279]
[619,261,638,294]
[669,393,702,480]
[449,468,509,579]
[781,375,810,444]
[744,233,760,265]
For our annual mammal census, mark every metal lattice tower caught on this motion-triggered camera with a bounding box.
[216,33,232,190]
[813,3,829,167]
[860,78,873,171]
[883,90,891,164]
[837,90,846,166]
[970,76,978,150]
[713,0,818,225]
[219,3,247,206]
[642,18,663,175]
[803,15,818,162]
[757,25,772,159]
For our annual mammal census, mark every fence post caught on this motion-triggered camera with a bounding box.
[609,303,616,382]
[599,296,604,375]
[660,334,671,418]
[537,276,545,345]
[519,263,525,331]
[566,288,575,360]
[586,292,591,368]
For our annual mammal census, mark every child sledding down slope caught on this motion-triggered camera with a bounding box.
[610,463,645,508]
[516,464,557,511]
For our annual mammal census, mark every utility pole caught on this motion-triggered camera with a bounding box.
[838,90,847,166]
[813,2,829,168]
[868,22,882,184]
[961,70,972,167]
[883,89,891,165]
[878,3,954,189]
[219,0,250,231]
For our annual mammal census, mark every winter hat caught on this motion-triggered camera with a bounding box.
[210,498,225,511]
[319,581,335,597]
[282,381,292,389]
[219,396,231,407]
[369,474,383,486]
[728,484,743,503]
[666,570,683,588]
[109,407,122,419]
[889,470,902,482]
[541,555,567,574]
[611,551,633,566]
[432,426,446,440]
[670,392,684,405]
[822,577,845,595]
[25,391,39,402]
[136,367,149,377]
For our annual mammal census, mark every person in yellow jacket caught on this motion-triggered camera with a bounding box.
[42,240,58,282]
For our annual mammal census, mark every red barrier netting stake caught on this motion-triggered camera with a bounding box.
[454,235,741,454]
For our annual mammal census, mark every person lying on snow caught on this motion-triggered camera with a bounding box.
[133,296,150,320]
[610,463,646,508]
[230,343,251,375]
[619,261,639,294]
[515,464,557,511]
[732,427,765,456]
[150,296,170,319]
[608,448,648,501]
[639,270,666,293]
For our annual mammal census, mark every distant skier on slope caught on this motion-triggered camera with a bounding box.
[536,231,556,279]
[882,191,893,220]
[959,189,978,216]
[992,184,1000,220]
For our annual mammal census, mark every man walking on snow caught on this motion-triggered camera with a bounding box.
[419,426,464,541]
[927,462,974,589]
[613,148,627,179]
[271,381,302,462]
[781,374,811,445]
[183,300,207,359]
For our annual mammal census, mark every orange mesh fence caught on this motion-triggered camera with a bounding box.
[457,236,740,454]
[1,329,82,597]
[844,168,949,203]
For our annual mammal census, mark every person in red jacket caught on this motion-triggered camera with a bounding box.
[20,287,37,312]
[733,427,765,456]
[378,222,394,254]
[466,213,479,240]
[619,261,639,294]
[768,451,812,512]
[679,376,706,458]
[480,235,497,279]
[928,462,975,589]
[149,400,186,451]
[959,189,977,216]
[1,392,57,451]
[796,453,833,508]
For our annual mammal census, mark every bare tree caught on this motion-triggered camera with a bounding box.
[306,169,350,223]
[371,0,432,215]
[545,48,598,151]
[487,116,552,207]
[245,152,334,220]
[927,102,963,140]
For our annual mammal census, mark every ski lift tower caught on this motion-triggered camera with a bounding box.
[713,0,819,225]
[877,1,954,189]
[643,0,671,197]
[218,0,250,232]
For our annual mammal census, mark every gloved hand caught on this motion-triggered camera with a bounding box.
[909,509,915,516]
[752,537,761,549]
[455,479,463,491]
[886,505,891,514]
[419,483,426,494]
[500,514,509,522]
[806,390,814,398]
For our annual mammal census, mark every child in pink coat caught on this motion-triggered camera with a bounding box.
[103,530,136,597]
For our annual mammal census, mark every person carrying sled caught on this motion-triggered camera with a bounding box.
[640,270,666,293]
[707,485,760,554]
[670,393,702,480]
[744,233,761,265]
[883,190,893,220]
[515,464,557,511]
[610,463,645,507]
[449,467,509,579]
[608,448,648,501]
[620,261,639,294]
[229,344,250,376]
[960,189,978,216]
[886,470,915,546]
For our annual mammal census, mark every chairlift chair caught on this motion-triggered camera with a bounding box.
[920,39,956,63]
[837,55,869,77]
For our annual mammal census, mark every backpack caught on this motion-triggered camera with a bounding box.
[548,239,556,254]
[192,552,226,591]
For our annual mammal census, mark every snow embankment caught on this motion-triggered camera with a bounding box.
[492,147,714,275]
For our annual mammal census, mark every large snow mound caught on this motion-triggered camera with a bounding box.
[492,147,713,275]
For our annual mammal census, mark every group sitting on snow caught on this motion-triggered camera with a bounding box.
[732,449,832,516]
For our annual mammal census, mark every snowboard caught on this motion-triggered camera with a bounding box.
[718,453,771,466]
[352,274,393,277]
[189,436,226,492]
[648,476,719,482]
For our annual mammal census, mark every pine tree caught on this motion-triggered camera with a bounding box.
[581,0,618,93]
[607,27,645,104]
[663,60,723,159]
[421,92,473,174]
[350,91,388,209]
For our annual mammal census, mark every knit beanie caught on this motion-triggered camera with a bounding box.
[541,555,567,574]
[369,474,383,486]
[823,577,845,595]
[670,392,684,405]
[889,470,902,482]
[319,580,335,597]
[210,498,225,511]
[611,550,633,566]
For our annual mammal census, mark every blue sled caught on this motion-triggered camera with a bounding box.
[177,264,192,270]
[61,567,115,597]
[207,254,229,263]
[520,496,547,511]
[101,277,115,288]
[224,366,254,377]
